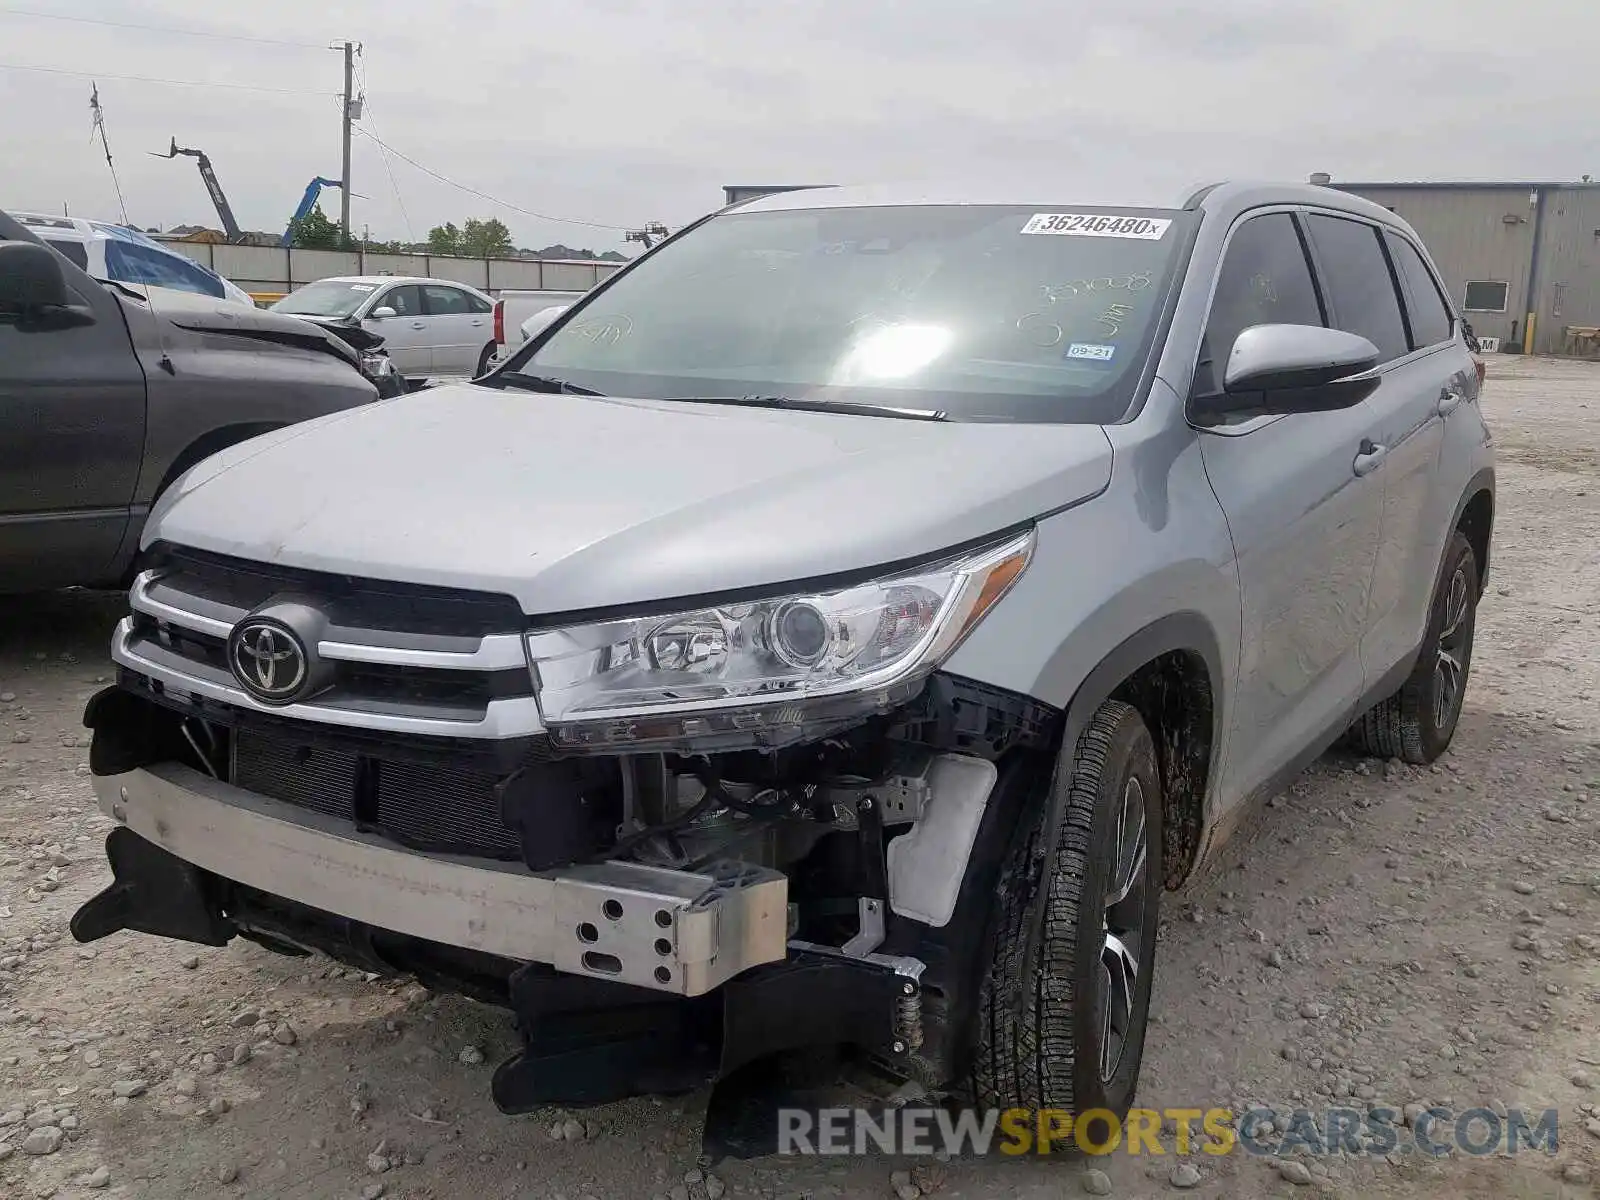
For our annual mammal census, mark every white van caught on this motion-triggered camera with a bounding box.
[14,213,255,307]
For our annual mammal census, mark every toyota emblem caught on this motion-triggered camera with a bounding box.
[228,619,309,703]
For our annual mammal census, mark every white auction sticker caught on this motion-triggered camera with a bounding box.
[1021,213,1171,240]
[349,283,376,291]
[1066,342,1117,362]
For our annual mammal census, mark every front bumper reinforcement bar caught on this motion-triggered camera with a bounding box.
[78,764,789,997]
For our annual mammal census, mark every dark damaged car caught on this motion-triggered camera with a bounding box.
[0,207,379,593]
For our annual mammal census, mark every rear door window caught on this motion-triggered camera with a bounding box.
[1383,231,1455,349]
[1303,215,1409,362]
[421,285,472,315]
[1198,212,1325,394]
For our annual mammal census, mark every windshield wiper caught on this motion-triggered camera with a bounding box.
[662,395,947,421]
[488,371,606,397]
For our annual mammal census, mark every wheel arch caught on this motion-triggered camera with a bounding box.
[151,421,287,505]
[1051,612,1225,891]
[1453,469,1494,594]
[115,422,287,582]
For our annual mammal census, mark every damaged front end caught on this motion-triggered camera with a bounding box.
[72,537,1057,1154]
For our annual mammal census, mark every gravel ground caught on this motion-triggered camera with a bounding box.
[0,355,1596,1200]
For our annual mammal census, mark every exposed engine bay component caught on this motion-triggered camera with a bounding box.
[75,672,1060,1136]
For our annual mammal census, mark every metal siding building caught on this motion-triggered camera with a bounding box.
[1334,180,1600,355]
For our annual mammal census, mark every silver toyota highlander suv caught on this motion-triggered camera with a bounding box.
[74,180,1493,1141]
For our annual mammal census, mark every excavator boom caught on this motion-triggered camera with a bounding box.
[153,137,242,242]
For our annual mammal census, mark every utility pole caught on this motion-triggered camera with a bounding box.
[626,222,669,250]
[339,41,354,246]
[88,83,130,226]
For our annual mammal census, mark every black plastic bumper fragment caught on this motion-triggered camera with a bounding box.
[719,952,905,1074]
[70,827,235,947]
[887,671,1059,759]
[489,951,910,1116]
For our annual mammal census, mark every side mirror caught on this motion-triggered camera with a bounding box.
[1193,324,1380,420]
[521,304,570,340]
[0,241,89,318]
[369,306,397,320]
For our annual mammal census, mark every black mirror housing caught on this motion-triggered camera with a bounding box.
[0,240,78,311]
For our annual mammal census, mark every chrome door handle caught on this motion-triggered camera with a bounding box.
[1437,387,1464,417]
[1353,439,1388,476]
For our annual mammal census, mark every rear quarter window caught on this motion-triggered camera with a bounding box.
[41,238,90,270]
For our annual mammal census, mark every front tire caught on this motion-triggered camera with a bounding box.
[971,700,1162,1121]
[1348,529,1479,763]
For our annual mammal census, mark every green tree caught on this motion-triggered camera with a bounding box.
[426,217,514,258]
[460,217,513,257]
[288,203,353,250]
[427,221,463,255]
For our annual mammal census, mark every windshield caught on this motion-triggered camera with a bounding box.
[271,280,375,318]
[103,240,226,299]
[511,204,1192,423]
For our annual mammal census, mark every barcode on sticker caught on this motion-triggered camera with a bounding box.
[1022,213,1171,240]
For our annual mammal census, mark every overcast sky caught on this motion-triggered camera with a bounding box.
[2,0,1595,254]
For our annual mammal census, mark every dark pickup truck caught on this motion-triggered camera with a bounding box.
[0,207,380,593]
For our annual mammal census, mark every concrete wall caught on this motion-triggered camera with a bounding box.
[155,238,624,302]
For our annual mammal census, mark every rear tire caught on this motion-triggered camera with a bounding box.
[971,700,1162,1122]
[1347,529,1478,764]
[475,343,497,377]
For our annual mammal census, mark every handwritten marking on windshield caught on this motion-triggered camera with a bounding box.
[1096,302,1135,339]
[1038,271,1153,304]
[567,315,633,346]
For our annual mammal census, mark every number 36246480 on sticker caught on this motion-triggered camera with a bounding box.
[1022,213,1172,239]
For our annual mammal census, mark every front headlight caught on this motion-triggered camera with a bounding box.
[528,529,1034,752]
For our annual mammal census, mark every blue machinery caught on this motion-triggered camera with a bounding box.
[280,178,345,248]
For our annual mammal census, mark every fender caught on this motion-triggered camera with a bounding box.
[1449,467,1495,592]
[1018,611,1226,994]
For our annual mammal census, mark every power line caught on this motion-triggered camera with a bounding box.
[0,61,331,96]
[355,63,415,244]
[0,7,328,49]
[352,126,629,233]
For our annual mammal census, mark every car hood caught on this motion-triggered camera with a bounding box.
[283,312,386,352]
[113,284,360,368]
[147,385,1114,615]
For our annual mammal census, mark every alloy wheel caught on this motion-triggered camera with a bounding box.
[1433,566,1470,729]
[1098,775,1149,1082]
